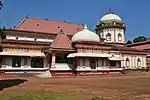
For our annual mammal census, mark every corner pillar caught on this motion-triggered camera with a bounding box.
[51,52,56,68]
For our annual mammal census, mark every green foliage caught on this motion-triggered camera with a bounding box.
[126,40,132,44]
[147,37,150,40]
[133,36,147,43]
[0,0,3,10]
[0,27,6,40]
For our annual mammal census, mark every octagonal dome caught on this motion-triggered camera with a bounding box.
[101,13,122,21]
[72,25,100,42]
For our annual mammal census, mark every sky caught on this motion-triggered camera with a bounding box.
[0,0,150,42]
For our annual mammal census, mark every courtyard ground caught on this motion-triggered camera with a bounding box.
[0,72,150,100]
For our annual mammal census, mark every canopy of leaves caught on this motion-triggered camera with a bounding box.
[0,27,6,40]
[126,40,132,44]
[0,0,3,10]
[133,36,147,43]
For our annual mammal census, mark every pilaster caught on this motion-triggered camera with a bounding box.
[51,52,56,68]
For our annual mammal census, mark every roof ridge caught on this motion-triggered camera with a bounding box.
[50,29,73,49]
[61,29,72,45]
[15,17,28,29]
[24,17,84,26]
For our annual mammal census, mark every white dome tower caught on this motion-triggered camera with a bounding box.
[95,9,126,44]
[72,24,100,42]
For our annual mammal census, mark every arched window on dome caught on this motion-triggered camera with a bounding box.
[137,58,141,68]
[106,33,111,41]
[126,58,130,68]
[118,33,122,41]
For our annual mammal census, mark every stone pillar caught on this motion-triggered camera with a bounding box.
[104,59,106,67]
[116,61,121,68]
[134,56,136,68]
[75,57,80,69]
[114,29,116,42]
[131,56,133,69]
[51,52,56,68]
[43,57,47,68]
[2,56,6,68]
[24,57,28,68]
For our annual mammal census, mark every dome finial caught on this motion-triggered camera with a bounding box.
[108,8,114,14]
[84,24,88,29]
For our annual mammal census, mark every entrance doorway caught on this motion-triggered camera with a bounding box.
[90,58,96,69]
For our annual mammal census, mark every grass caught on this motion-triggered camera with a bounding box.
[0,92,83,100]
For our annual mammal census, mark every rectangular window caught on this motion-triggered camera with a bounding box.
[56,55,66,63]
[31,58,43,68]
[12,56,21,67]
[110,61,116,67]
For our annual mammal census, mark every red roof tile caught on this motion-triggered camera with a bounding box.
[15,17,84,35]
[50,29,73,50]
[126,40,150,50]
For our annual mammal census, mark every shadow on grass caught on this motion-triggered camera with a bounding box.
[0,79,27,91]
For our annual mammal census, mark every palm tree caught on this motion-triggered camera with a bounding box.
[0,0,3,10]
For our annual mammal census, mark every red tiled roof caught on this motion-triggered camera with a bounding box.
[15,17,84,35]
[50,29,73,50]
[126,40,150,50]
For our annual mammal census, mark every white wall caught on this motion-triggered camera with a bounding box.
[100,28,125,44]
[50,63,74,70]
[122,54,147,69]
[6,35,53,43]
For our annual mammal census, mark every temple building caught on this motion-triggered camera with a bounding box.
[0,10,148,76]
[127,41,150,68]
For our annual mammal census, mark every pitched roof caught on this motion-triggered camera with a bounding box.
[126,40,150,50]
[15,17,84,35]
[126,40,150,47]
[110,45,146,52]
[50,29,73,50]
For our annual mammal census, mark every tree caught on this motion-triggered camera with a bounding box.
[0,0,3,10]
[147,37,150,40]
[0,27,6,41]
[133,36,147,43]
[126,40,132,44]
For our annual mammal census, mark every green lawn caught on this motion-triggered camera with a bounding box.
[0,92,85,100]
